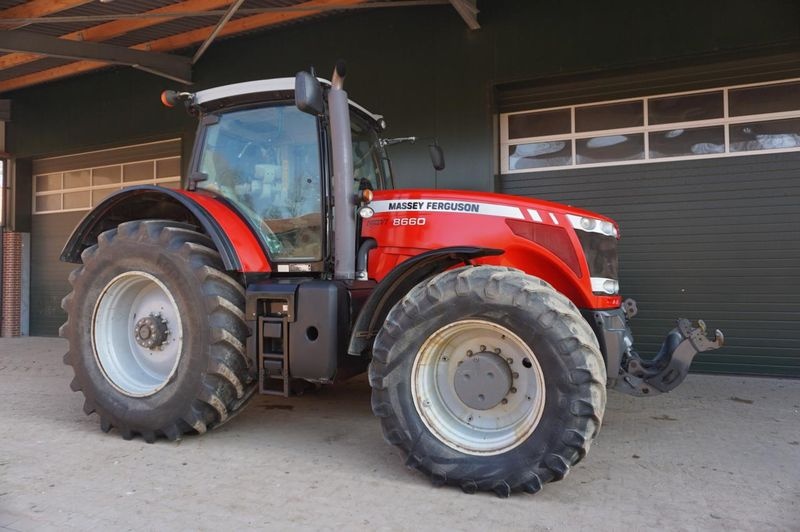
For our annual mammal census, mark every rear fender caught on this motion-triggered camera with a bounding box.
[60,185,270,272]
[347,246,503,357]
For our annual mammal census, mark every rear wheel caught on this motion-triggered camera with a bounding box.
[369,266,606,496]
[61,220,256,442]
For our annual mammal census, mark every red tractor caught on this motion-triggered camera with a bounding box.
[60,63,722,496]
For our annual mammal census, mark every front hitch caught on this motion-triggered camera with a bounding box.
[583,299,724,397]
[615,317,724,397]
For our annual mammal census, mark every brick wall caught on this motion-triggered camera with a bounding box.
[1,231,22,337]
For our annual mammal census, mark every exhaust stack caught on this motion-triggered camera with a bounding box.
[328,61,356,280]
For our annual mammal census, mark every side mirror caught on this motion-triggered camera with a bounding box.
[295,71,324,116]
[429,144,445,171]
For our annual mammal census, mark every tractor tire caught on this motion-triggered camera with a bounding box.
[369,266,606,497]
[61,220,256,442]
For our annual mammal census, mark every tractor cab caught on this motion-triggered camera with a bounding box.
[183,78,392,269]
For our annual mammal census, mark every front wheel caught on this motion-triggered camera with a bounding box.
[369,266,606,496]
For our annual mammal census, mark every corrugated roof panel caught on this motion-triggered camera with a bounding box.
[105,15,223,48]
[102,0,336,49]
[19,1,173,37]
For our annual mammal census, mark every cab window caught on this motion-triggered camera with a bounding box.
[196,105,322,261]
[351,112,392,190]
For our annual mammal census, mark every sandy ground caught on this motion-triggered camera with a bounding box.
[0,337,798,531]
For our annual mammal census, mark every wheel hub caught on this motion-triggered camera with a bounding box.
[134,313,169,350]
[453,351,513,410]
[412,319,546,455]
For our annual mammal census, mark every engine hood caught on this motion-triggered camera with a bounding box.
[371,189,617,225]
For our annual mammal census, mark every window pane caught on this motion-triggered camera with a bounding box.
[93,165,121,186]
[36,174,60,192]
[576,134,644,164]
[648,91,723,124]
[63,190,90,209]
[196,105,322,261]
[156,157,181,179]
[508,141,572,170]
[35,194,61,212]
[575,133,644,164]
[575,100,643,132]
[649,126,725,158]
[63,169,90,189]
[123,161,154,182]
[730,118,800,152]
[91,187,121,206]
[508,109,570,139]
[729,81,800,117]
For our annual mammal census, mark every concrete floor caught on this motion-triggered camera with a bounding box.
[0,337,798,531]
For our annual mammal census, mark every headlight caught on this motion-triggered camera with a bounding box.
[567,214,618,237]
[591,277,619,295]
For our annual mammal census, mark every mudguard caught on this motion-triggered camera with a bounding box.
[347,246,503,357]
[60,185,271,272]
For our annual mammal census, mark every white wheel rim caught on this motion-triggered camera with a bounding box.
[92,271,184,397]
[411,319,546,456]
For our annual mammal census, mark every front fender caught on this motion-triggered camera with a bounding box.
[60,185,270,272]
[347,246,503,357]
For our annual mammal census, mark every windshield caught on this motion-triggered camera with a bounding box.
[352,112,393,190]
[196,105,322,261]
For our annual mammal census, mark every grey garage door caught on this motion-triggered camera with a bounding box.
[499,151,800,377]
[30,139,181,336]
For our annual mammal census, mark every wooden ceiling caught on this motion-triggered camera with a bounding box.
[0,0,479,94]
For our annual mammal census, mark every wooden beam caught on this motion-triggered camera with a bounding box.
[0,0,233,71]
[0,0,94,30]
[0,0,369,94]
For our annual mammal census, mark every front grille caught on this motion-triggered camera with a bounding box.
[576,231,618,280]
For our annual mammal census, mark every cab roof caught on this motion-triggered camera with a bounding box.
[194,77,383,122]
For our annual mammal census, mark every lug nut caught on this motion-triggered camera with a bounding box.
[494,347,501,354]
[513,372,519,379]
[467,350,473,357]
[479,345,486,352]
[501,398,508,405]
[506,358,513,365]
[510,387,517,394]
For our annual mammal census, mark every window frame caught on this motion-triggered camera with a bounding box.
[500,77,800,174]
[33,155,181,215]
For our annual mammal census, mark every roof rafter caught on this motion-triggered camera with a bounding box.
[0,0,234,72]
[0,0,94,29]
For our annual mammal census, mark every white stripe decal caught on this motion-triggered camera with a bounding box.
[527,209,543,222]
[370,199,524,219]
[549,212,559,224]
